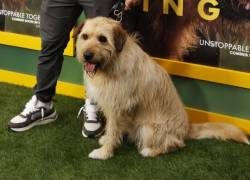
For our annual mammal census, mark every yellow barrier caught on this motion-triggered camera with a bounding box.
[1,69,250,134]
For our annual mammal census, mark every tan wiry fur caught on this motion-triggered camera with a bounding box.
[76,17,249,160]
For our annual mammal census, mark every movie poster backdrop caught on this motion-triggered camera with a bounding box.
[1,0,250,73]
[0,0,40,36]
[126,0,250,73]
[0,0,73,55]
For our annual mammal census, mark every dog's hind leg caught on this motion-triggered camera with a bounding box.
[140,135,185,157]
[138,125,185,158]
[136,125,162,157]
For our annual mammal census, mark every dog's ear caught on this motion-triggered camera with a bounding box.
[72,22,85,38]
[113,25,127,53]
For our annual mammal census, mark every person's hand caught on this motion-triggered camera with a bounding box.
[124,0,142,10]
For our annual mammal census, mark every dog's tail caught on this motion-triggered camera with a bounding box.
[187,122,250,145]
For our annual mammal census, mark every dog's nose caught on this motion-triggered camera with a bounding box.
[84,52,94,61]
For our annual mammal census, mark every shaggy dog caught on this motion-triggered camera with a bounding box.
[76,17,249,160]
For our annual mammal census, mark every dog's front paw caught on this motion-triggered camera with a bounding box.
[88,147,113,160]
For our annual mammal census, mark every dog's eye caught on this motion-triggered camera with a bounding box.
[82,34,88,40]
[98,35,107,43]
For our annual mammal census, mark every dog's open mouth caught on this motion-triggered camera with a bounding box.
[85,62,98,76]
[85,63,96,72]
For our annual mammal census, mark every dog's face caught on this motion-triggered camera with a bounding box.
[75,17,127,74]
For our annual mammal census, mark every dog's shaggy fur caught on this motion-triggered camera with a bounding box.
[76,17,249,160]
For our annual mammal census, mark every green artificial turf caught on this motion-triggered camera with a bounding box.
[0,82,250,180]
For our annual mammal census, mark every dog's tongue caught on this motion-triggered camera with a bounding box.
[85,63,96,72]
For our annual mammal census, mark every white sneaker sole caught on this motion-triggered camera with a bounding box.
[10,111,58,132]
[82,128,104,138]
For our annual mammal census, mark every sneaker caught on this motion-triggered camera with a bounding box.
[8,95,58,132]
[77,99,105,138]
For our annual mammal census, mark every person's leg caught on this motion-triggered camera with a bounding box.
[92,0,115,17]
[78,0,115,18]
[9,0,83,132]
[35,0,82,102]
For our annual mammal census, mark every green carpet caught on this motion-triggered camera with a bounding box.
[0,82,250,180]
